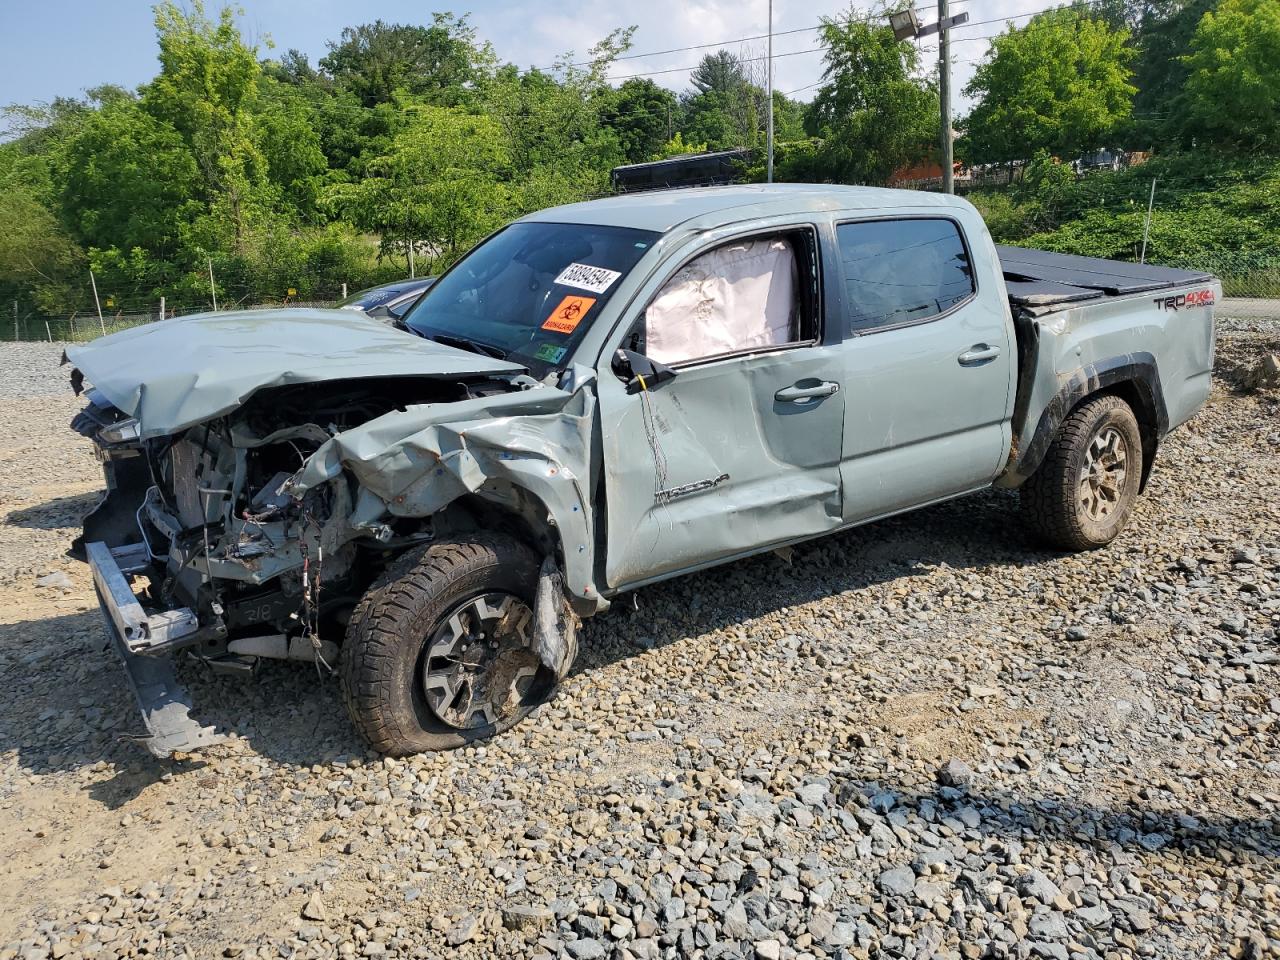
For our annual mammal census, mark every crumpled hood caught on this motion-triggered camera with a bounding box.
[65,308,524,438]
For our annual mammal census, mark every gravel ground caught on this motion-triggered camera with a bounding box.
[1,324,1278,960]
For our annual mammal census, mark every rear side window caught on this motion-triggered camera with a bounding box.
[837,218,975,332]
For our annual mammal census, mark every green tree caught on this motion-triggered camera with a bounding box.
[651,132,710,160]
[770,91,807,143]
[0,186,85,313]
[804,12,938,184]
[681,50,768,150]
[55,98,200,256]
[263,48,322,86]
[599,78,677,164]
[254,77,330,218]
[962,7,1135,164]
[143,1,270,251]
[482,29,633,206]
[319,16,492,107]
[325,105,511,271]
[1181,0,1280,148]
[689,50,748,96]
[681,89,753,150]
[1129,0,1215,128]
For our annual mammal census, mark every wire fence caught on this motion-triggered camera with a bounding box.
[8,300,340,343]
[1162,249,1280,300]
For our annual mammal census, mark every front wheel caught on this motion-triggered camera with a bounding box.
[340,534,558,755]
[1021,394,1144,551]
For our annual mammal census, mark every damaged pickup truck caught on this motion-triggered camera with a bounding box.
[65,185,1218,757]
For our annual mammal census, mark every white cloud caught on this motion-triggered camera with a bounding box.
[469,0,1053,110]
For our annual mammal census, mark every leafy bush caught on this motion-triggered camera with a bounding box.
[978,151,1280,276]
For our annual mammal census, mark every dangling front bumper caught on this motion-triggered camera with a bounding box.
[86,541,223,757]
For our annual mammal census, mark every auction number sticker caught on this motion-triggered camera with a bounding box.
[554,262,621,294]
[542,295,596,334]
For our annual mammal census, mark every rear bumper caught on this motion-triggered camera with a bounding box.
[86,541,223,757]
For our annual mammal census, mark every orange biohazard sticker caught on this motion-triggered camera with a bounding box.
[542,295,596,334]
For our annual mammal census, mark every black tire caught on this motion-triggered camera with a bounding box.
[340,533,556,755]
[1021,394,1144,551]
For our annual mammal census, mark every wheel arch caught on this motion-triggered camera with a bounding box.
[428,479,602,616]
[1006,353,1168,492]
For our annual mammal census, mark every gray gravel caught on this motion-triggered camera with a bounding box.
[1,323,1278,960]
[0,342,73,400]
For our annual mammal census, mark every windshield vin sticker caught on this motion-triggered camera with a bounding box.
[534,342,568,363]
[543,295,596,334]
[555,263,622,294]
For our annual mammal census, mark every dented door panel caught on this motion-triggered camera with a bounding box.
[598,347,845,589]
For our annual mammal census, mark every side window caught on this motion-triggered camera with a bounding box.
[837,218,975,333]
[643,229,818,366]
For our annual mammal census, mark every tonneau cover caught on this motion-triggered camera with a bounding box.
[998,245,1213,309]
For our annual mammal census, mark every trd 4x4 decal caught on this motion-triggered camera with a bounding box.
[1154,289,1215,311]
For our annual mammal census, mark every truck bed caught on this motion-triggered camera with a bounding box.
[997,244,1218,490]
[998,245,1214,312]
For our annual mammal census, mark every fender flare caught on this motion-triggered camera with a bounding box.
[1004,352,1168,489]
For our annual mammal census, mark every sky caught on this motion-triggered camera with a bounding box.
[0,0,1049,115]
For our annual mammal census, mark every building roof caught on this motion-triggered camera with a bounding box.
[520,183,972,234]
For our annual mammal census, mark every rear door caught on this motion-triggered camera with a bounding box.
[596,223,846,589]
[832,214,1016,522]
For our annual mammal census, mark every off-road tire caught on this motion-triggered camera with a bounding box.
[1022,394,1143,551]
[340,533,553,755]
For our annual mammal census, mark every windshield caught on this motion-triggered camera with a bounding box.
[402,221,659,374]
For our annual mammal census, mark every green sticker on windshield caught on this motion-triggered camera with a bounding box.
[534,343,568,363]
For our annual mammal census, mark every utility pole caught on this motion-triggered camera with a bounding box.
[890,6,967,194]
[766,0,774,184]
[208,259,218,311]
[159,295,165,321]
[938,0,953,194]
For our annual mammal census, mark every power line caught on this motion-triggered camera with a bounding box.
[545,3,943,72]
[599,0,1121,86]
[607,44,826,83]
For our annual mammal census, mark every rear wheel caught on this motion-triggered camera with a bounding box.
[1022,394,1143,551]
[340,534,557,754]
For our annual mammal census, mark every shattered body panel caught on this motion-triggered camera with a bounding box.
[288,374,602,609]
[66,311,595,754]
[65,308,521,438]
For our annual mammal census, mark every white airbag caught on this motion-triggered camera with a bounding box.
[645,238,797,365]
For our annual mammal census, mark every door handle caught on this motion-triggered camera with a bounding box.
[775,381,840,403]
[958,344,1001,366]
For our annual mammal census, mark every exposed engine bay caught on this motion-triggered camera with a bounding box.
[72,374,537,676]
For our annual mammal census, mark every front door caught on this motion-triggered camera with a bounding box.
[596,227,845,589]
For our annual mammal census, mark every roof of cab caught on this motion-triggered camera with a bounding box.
[519,183,973,234]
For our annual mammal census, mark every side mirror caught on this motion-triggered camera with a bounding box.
[613,348,678,395]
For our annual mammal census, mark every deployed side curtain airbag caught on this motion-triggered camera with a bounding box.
[645,238,798,365]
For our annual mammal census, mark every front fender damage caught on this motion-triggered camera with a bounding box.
[286,372,602,674]
[70,361,600,756]
[533,555,579,681]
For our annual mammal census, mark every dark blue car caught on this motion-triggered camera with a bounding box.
[337,276,436,321]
